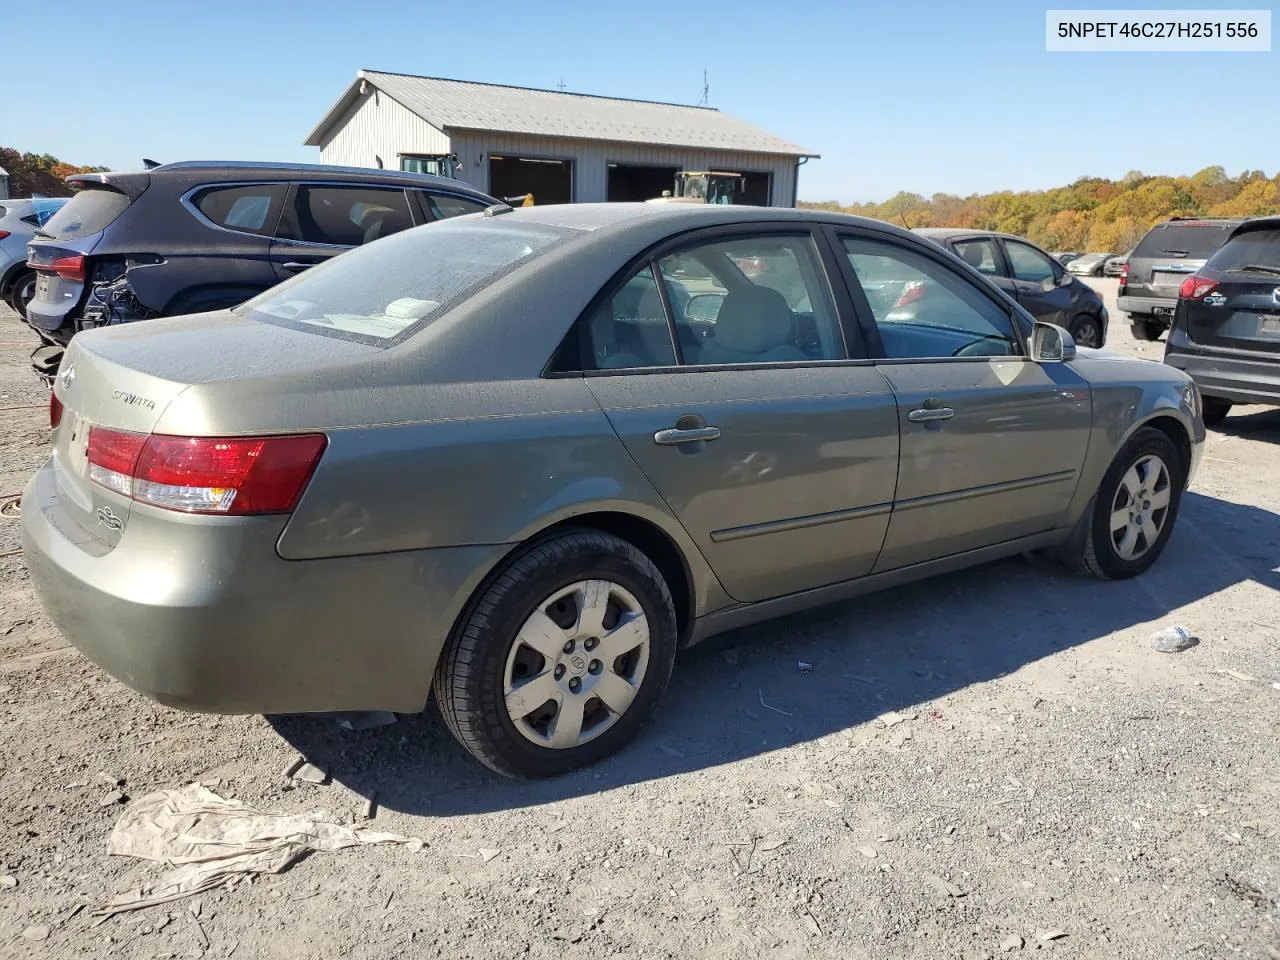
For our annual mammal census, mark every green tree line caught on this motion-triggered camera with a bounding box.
[1,147,107,197]
[802,167,1280,253]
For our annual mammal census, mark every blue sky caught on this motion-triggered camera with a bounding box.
[3,0,1274,203]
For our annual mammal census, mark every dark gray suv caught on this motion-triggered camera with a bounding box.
[25,161,499,377]
[1118,217,1241,341]
[915,229,1109,347]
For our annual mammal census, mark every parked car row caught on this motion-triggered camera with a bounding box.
[24,203,1203,777]
[915,229,1109,347]
[1066,252,1113,277]
[21,161,500,380]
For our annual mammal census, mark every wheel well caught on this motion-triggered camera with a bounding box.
[538,512,694,639]
[1142,416,1192,483]
[0,262,30,298]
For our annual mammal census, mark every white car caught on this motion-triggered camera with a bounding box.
[0,197,67,317]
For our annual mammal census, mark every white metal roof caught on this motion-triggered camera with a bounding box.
[306,70,815,158]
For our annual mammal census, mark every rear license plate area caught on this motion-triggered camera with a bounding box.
[1152,305,1175,317]
[35,273,50,299]
[1260,315,1280,335]
[1152,271,1189,289]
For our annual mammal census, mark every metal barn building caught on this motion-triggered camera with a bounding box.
[305,70,816,207]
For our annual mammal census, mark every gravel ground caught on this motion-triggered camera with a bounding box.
[1,284,1277,960]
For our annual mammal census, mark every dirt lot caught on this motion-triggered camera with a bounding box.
[1,284,1277,960]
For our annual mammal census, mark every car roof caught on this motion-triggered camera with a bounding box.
[488,202,912,234]
[1226,215,1280,239]
[913,227,1027,243]
[67,161,495,198]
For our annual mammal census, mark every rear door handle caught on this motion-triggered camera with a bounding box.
[907,407,955,423]
[281,261,314,273]
[653,426,721,445]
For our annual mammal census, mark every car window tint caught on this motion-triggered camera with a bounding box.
[952,239,1005,277]
[1004,241,1058,283]
[192,184,286,236]
[281,186,414,246]
[1132,222,1235,259]
[843,237,1018,359]
[40,188,131,241]
[423,192,488,220]
[657,235,844,365]
[1206,229,1280,271]
[577,265,677,370]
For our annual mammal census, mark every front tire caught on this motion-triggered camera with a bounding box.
[1201,397,1232,427]
[433,530,678,778]
[1129,317,1163,341]
[1075,427,1184,580]
[1069,313,1102,348]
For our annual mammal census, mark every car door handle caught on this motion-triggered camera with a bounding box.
[280,261,314,273]
[653,426,721,445]
[907,407,955,423]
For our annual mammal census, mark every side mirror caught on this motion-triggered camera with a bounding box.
[1031,321,1076,362]
[685,293,725,322]
[1056,271,1073,287]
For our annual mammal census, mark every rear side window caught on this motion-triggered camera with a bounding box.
[39,188,131,241]
[240,217,573,342]
[422,192,488,220]
[278,185,414,247]
[1133,222,1235,260]
[191,183,285,236]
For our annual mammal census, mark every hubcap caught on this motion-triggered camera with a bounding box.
[1109,454,1171,561]
[1075,320,1100,348]
[503,580,650,750]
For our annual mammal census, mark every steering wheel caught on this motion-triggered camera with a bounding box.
[951,335,1014,358]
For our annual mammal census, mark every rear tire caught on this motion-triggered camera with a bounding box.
[1129,317,1163,342]
[1073,427,1184,580]
[7,270,36,320]
[433,530,677,778]
[1201,397,1232,427]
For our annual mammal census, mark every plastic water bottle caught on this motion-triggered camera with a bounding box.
[1150,625,1197,653]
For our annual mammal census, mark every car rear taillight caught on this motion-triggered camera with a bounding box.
[86,428,326,515]
[1119,263,1129,285]
[1178,274,1218,300]
[894,281,926,308]
[49,392,63,429]
[0,230,10,241]
[51,255,86,282]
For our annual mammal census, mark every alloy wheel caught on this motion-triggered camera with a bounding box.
[503,580,650,749]
[1109,454,1171,561]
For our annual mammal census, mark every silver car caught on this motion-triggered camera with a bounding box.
[23,204,1204,778]
[0,197,67,317]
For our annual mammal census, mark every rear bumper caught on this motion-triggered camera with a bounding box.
[1164,330,1280,406]
[1118,295,1176,319]
[21,459,505,714]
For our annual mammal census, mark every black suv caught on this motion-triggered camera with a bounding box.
[25,161,499,376]
[1163,216,1280,425]
[914,229,1109,347]
[1119,217,1241,341]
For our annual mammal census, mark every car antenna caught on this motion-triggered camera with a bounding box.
[900,212,912,229]
[142,158,162,169]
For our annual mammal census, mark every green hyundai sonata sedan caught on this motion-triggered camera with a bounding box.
[23,203,1204,777]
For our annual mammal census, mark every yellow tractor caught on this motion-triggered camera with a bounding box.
[647,171,744,205]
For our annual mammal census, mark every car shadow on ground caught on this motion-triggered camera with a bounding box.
[1213,407,1280,446]
[267,490,1280,818]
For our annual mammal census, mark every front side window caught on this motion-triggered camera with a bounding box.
[240,218,572,342]
[279,185,414,246]
[952,238,1005,277]
[843,237,1019,359]
[1004,241,1059,285]
[191,184,286,236]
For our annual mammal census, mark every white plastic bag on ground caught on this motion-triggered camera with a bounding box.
[96,783,421,916]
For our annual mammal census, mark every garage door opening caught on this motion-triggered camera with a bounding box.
[740,172,771,206]
[488,155,572,205]
[607,163,679,203]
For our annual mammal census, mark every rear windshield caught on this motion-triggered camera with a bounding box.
[1132,222,1235,260]
[40,187,131,241]
[1207,228,1280,272]
[239,216,575,343]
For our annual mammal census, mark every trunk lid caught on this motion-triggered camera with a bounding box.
[1127,221,1239,300]
[1186,272,1280,355]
